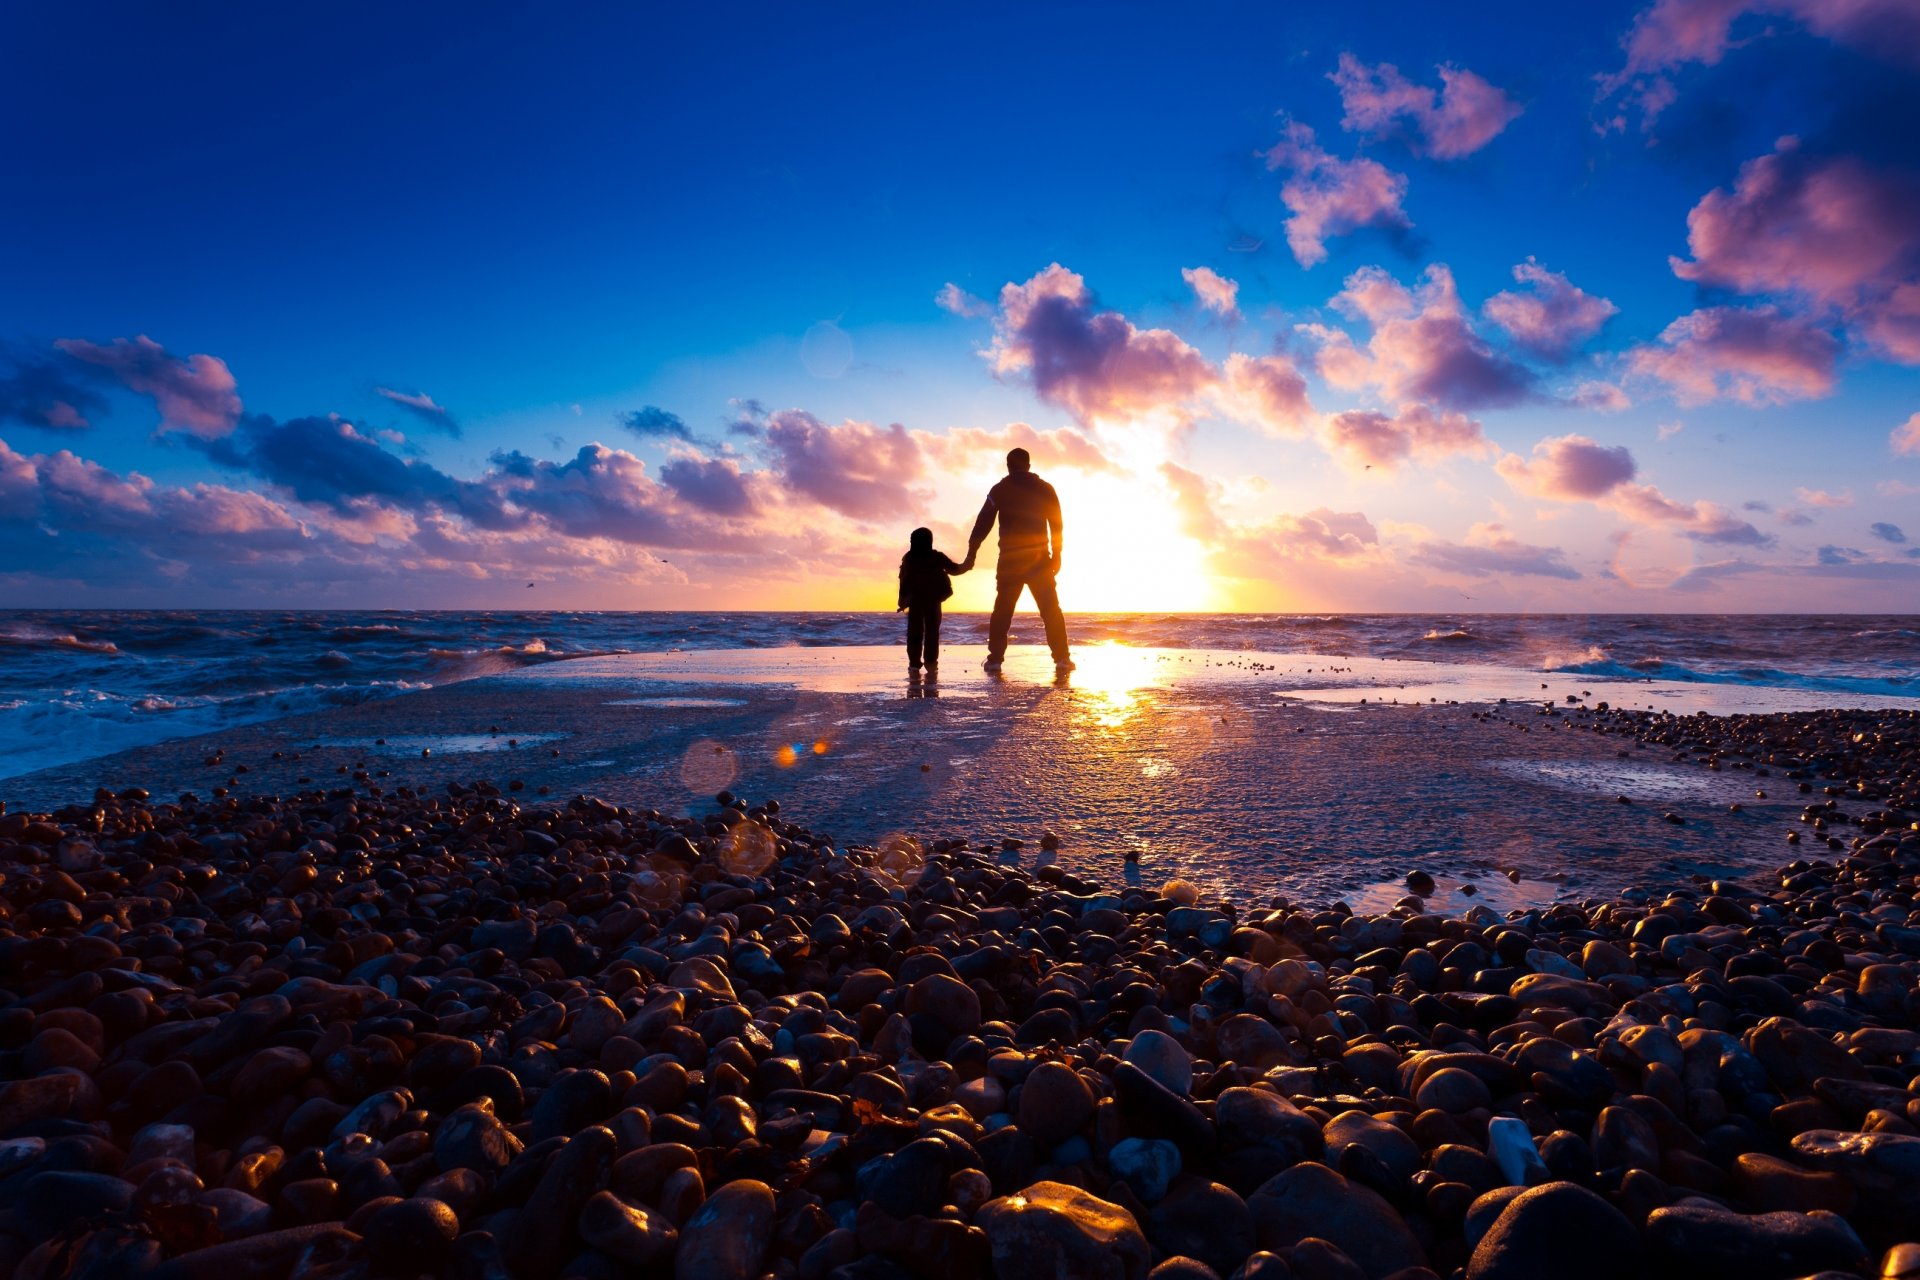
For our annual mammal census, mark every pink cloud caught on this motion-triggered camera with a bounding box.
[53,335,241,439]
[1603,0,1920,127]
[1893,412,1920,456]
[935,283,991,319]
[988,264,1218,424]
[1794,486,1854,508]
[762,410,928,520]
[1260,120,1411,267]
[1626,305,1838,405]
[1572,381,1632,412]
[923,422,1116,474]
[1497,434,1639,500]
[1497,431,1770,545]
[1608,483,1773,544]
[1414,522,1579,579]
[1670,139,1920,363]
[1218,353,1314,437]
[1309,264,1533,410]
[1483,259,1619,358]
[1181,267,1241,319]
[1330,54,1522,159]
[1323,404,1488,471]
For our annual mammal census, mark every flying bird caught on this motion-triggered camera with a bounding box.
[526,582,535,588]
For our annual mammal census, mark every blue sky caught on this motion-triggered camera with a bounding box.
[4,2,1918,609]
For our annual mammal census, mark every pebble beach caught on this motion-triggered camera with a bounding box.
[2,678,1919,1279]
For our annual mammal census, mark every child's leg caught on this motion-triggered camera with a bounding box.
[926,605,941,666]
[906,606,925,666]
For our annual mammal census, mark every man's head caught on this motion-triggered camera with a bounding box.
[1006,448,1031,475]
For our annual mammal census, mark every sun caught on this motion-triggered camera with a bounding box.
[949,422,1226,614]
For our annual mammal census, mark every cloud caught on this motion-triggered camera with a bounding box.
[1626,305,1838,405]
[1483,259,1619,359]
[1496,434,1638,500]
[1601,0,1920,130]
[1182,267,1241,320]
[1330,54,1523,159]
[1571,381,1632,412]
[0,436,319,584]
[619,405,696,442]
[1414,523,1580,579]
[1777,508,1815,526]
[0,347,108,430]
[761,410,927,520]
[1670,139,1920,362]
[1323,404,1488,471]
[54,336,241,439]
[1892,412,1920,455]
[1871,521,1907,543]
[375,387,459,435]
[659,455,756,516]
[1795,486,1854,507]
[1497,431,1770,544]
[211,414,520,529]
[1218,353,1315,437]
[936,284,991,319]
[987,264,1218,425]
[1608,483,1774,544]
[1260,119,1412,267]
[1308,264,1534,410]
[921,422,1117,475]
[494,444,736,548]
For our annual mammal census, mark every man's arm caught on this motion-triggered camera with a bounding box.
[1046,483,1063,571]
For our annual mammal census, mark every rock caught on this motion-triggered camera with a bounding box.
[1019,1062,1095,1148]
[1322,1112,1420,1184]
[978,1181,1151,1280]
[1246,1162,1426,1278]
[504,1125,616,1279]
[1108,1138,1181,1203]
[579,1190,678,1267]
[364,1197,459,1273]
[1467,1182,1640,1280]
[676,1178,776,1280]
[908,974,982,1037]
[1124,1030,1194,1096]
[1148,1180,1256,1279]
[1645,1203,1866,1279]
[1415,1068,1491,1114]
[1216,1088,1323,1166]
[146,1223,360,1280]
[1731,1153,1855,1214]
[1485,1118,1547,1187]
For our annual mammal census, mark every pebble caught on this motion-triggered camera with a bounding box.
[0,717,1913,1278]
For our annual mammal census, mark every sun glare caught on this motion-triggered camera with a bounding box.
[1063,640,1164,726]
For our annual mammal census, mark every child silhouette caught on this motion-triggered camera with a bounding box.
[897,526,968,674]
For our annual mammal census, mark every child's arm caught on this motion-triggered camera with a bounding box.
[944,553,969,575]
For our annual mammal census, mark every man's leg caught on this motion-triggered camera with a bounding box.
[925,607,941,667]
[1027,568,1070,663]
[987,575,1024,663]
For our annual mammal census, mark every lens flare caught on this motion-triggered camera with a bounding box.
[680,739,738,792]
[718,820,778,876]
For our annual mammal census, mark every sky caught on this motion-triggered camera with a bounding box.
[4,1,1920,613]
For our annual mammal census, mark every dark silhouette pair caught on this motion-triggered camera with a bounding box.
[897,448,1071,675]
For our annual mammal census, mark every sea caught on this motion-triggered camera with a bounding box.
[1,611,1916,783]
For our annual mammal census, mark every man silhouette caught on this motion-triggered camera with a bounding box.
[965,447,1072,672]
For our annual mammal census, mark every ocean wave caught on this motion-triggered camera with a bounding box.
[1421,628,1476,642]
[1544,656,1914,698]
[0,626,121,655]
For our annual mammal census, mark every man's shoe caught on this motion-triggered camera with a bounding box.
[1054,656,1075,671]
[983,657,1004,672]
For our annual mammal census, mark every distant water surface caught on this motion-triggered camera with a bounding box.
[1,611,1914,781]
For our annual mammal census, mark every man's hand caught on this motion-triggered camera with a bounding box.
[961,550,977,572]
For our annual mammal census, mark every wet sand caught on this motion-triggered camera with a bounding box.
[5,644,1908,909]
